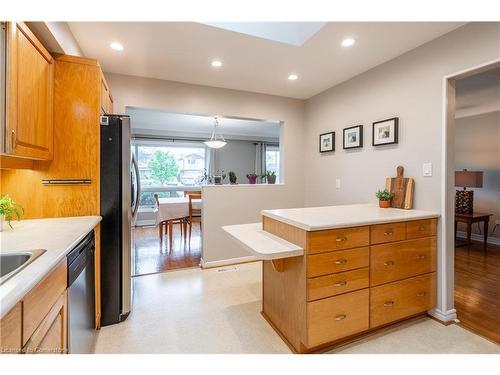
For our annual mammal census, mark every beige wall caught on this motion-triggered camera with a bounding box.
[455,111,500,240]
[303,22,500,318]
[105,73,305,265]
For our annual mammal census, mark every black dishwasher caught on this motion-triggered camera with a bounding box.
[67,231,97,354]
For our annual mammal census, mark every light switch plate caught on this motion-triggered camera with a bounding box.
[423,163,433,177]
[335,178,341,189]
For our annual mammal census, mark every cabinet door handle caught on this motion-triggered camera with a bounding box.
[384,260,395,267]
[336,236,347,243]
[11,130,17,150]
[335,314,347,321]
[383,301,395,307]
[417,254,426,260]
[384,230,393,236]
[416,291,426,298]
[335,259,347,265]
[335,281,347,287]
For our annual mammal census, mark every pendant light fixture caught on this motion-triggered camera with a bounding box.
[204,116,227,149]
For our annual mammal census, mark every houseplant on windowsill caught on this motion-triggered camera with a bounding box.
[246,173,258,184]
[375,189,393,208]
[228,171,237,184]
[0,195,24,231]
[261,171,277,184]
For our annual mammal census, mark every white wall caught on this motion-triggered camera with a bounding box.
[212,140,257,183]
[106,73,305,266]
[303,22,500,319]
[455,111,500,240]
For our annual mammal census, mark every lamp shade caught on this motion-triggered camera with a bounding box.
[455,170,483,188]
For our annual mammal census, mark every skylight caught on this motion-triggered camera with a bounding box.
[201,22,326,46]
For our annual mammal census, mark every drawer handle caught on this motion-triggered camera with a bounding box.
[384,230,393,236]
[416,291,426,298]
[417,254,426,260]
[335,281,347,287]
[419,226,426,231]
[336,236,348,243]
[335,314,347,321]
[335,259,347,265]
[383,301,395,307]
[384,260,395,267]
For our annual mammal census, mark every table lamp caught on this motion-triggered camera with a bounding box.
[455,169,483,214]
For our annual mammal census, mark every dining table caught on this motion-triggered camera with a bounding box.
[156,196,202,224]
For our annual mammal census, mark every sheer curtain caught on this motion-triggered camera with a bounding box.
[254,142,266,177]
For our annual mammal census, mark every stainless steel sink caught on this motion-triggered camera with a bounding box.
[0,249,46,285]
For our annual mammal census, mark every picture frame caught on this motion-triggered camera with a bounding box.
[319,132,335,153]
[372,117,399,146]
[343,125,363,149]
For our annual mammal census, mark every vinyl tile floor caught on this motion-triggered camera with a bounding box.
[94,262,500,354]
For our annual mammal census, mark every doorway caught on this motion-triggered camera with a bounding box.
[444,60,500,343]
[126,106,282,276]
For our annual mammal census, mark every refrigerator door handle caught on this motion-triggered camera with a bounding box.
[131,153,141,221]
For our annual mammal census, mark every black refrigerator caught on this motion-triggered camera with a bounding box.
[100,114,140,326]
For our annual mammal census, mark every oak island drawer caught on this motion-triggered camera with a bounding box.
[22,259,67,345]
[406,219,437,240]
[308,226,369,254]
[370,237,436,286]
[307,268,369,301]
[370,273,436,328]
[307,289,369,347]
[307,247,369,277]
[370,222,406,245]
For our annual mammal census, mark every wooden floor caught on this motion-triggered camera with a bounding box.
[455,240,500,344]
[133,224,202,276]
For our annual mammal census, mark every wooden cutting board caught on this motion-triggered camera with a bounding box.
[385,166,414,209]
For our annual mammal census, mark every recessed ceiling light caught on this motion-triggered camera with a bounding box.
[211,60,222,67]
[341,38,355,47]
[110,42,124,51]
[288,74,298,81]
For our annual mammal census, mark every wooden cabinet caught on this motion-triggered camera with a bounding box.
[100,75,113,114]
[0,260,68,354]
[262,216,438,353]
[0,303,22,354]
[4,22,54,160]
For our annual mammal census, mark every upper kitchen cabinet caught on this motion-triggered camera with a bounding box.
[100,74,114,114]
[4,22,54,160]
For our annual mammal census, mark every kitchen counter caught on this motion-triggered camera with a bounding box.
[262,203,440,231]
[0,216,101,318]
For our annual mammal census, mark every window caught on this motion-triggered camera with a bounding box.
[133,140,207,207]
[265,144,280,183]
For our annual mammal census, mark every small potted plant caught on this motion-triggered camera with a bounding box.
[261,171,277,184]
[0,194,24,231]
[246,173,258,184]
[375,189,393,208]
[228,171,237,184]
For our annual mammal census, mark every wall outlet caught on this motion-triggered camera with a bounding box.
[335,178,341,189]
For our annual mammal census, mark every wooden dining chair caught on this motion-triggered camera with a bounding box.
[154,194,184,251]
[186,193,202,242]
[184,190,201,197]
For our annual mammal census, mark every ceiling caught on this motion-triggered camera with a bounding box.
[127,106,280,141]
[68,22,465,99]
[456,68,500,119]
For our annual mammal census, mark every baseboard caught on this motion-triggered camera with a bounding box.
[200,255,258,269]
[456,231,500,246]
[428,308,457,322]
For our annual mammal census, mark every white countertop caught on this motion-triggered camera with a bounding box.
[223,223,304,260]
[262,203,440,231]
[0,216,101,318]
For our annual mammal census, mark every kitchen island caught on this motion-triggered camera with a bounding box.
[224,204,439,353]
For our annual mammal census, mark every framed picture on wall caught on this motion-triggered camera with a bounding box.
[343,125,363,149]
[319,132,335,153]
[372,117,399,146]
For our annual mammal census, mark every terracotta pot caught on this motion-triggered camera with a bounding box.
[379,200,391,208]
